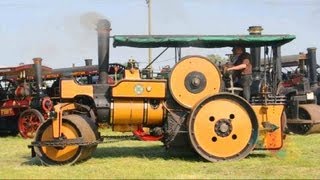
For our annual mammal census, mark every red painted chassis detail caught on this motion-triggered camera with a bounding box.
[132,127,163,141]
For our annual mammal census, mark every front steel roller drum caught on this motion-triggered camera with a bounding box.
[287,104,320,135]
[188,93,259,162]
[34,114,98,165]
[169,56,221,109]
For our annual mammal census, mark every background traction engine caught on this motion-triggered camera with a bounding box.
[0,78,29,136]
[0,58,53,138]
[30,19,287,165]
[18,58,53,139]
[279,48,320,134]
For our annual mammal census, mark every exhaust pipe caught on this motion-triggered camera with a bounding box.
[85,59,93,66]
[85,59,93,84]
[97,19,111,84]
[33,57,43,96]
[307,47,317,86]
[248,26,263,80]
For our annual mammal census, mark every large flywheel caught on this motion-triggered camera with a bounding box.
[287,104,320,134]
[33,114,99,165]
[188,93,258,162]
[169,56,221,109]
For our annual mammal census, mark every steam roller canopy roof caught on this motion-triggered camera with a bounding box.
[113,35,296,48]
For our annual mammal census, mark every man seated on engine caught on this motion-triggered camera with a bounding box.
[226,47,253,101]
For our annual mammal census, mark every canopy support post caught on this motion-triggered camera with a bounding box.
[272,46,282,95]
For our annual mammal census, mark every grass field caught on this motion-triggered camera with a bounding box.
[0,131,320,179]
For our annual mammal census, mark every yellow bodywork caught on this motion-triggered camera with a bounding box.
[110,78,166,132]
[252,104,285,150]
[111,99,165,132]
[60,79,93,99]
[112,99,144,132]
[109,69,166,132]
[52,103,76,138]
[112,79,166,98]
[124,69,141,79]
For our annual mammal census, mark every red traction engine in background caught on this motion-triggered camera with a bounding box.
[0,58,53,138]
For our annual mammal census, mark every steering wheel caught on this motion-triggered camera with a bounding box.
[108,63,126,82]
[109,63,126,74]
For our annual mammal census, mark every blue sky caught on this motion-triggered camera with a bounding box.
[0,0,319,70]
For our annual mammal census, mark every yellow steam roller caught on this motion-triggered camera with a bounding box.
[29,21,296,165]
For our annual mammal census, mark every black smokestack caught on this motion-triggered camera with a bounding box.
[85,59,93,84]
[298,53,307,75]
[248,26,263,80]
[97,19,111,84]
[33,57,43,95]
[85,59,93,66]
[307,47,317,86]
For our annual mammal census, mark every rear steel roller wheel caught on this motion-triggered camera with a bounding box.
[188,93,258,162]
[287,104,320,134]
[34,114,98,165]
[18,109,44,139]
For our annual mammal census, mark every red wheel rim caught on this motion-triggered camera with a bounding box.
[18,110,44,139]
